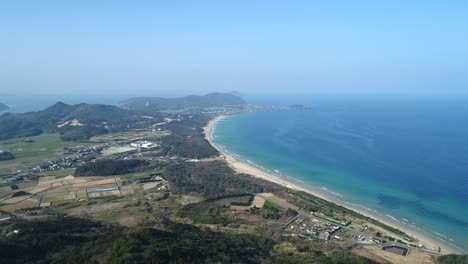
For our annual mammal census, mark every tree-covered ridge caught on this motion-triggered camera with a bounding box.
[164,160,284,199]
[0,102,162,140]
[0,217,378,264]
[120,92,246,112]
[160,114,218,158]
[437,254,468,264]
[74,159,149,176]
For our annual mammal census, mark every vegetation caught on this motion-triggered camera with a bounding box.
[45,168,76,177]
[0,217,376,264]
[0,180,24,188]
[0,151,15,161]
[11,190,30,197]
[60,126,109,141]
[230,195,254,206]
[120,92,246,112]
[164,160,284,198]
[161,114,218,158]
[177,202,235,224]
[0,102,162,141]
[437,254,468,264]
[271,250,377,264]
[264,200,283,211]
[74,159,149,176]
[0,133,92,174]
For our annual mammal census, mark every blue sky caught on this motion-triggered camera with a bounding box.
[1,1,467,96]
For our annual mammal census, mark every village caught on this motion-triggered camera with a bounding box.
[0,138,161,186]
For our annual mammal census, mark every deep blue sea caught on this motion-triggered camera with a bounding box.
[213,96,468,252]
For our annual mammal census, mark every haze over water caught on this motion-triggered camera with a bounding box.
[214,96,468,251]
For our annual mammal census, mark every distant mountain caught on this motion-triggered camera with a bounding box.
[120,92,247,112]
[0,102,8,111]
[0,102,161,140]
[227,91,244,99]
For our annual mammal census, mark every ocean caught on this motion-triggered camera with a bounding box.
[0,94,129,114]
[213,96,468,252]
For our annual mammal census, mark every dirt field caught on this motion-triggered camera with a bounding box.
[176,195,202,205]
[142,182,161,190]
[72,178,118,188]
[89,131,169,143]
[36,175,86,188]
[252,196,265,208]
[101,146,137,156]
[0,195,33,204]
[0,199,37,213]
[120,185,135,195]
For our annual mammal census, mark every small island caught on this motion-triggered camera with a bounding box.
[0,102,9,112]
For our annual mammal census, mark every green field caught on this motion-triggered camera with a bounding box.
[42,193,66,203]
[263,200,282,211]
[0,133,93,175]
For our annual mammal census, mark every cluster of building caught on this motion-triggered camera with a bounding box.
[101,140,159,157]
[286,217,347,242]
[38,144,157,172]
[62,146,104,156]
[38,146,103,172]
[130,140,158,149]
[119,173,168,192]
[134,175,164,184]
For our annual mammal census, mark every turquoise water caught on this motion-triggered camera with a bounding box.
[213,97,468,252]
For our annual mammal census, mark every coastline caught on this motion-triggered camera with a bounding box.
[204,114,463,255]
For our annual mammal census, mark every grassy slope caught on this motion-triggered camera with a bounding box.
[264,200,283,211]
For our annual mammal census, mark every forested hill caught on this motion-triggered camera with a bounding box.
[0,102,8,111]
[0,102,161,140]
[119,92,247,112]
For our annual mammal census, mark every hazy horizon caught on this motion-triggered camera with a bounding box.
[1,1,468,97]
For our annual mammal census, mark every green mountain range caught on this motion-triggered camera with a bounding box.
[120,92,246,112]
[0,102,160,140]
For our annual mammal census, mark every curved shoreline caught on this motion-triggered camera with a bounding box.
[204,114,463,255]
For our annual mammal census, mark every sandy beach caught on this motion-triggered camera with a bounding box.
[204,115,463,254]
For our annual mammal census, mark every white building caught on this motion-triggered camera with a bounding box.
[130,141,158,149]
